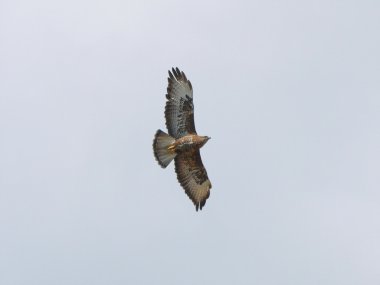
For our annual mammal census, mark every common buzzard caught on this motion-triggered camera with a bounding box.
[153,67,212,211]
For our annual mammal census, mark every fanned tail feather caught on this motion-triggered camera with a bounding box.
[153,130,176,168]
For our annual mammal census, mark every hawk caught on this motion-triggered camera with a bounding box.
[153,67,212,211]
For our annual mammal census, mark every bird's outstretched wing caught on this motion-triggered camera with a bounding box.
[174,150,212,211]
[165,67,196,139]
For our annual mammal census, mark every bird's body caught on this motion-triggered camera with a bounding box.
[169,134,210,153]
[153,67,212,211]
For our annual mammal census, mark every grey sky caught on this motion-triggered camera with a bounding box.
[0,0,379,284]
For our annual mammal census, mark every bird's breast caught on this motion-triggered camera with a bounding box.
[174,135,200,152]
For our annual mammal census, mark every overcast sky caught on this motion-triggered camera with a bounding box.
[0,0,379,284]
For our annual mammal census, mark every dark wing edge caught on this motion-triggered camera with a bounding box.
[165,67,196,138]
[174,151,212,211]
[168,67,193,91]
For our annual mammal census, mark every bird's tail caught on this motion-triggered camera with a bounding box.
[153,130,176,168]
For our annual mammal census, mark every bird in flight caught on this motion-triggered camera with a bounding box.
[153,67,212,211]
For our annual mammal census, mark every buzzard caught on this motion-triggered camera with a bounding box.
[153,67,212,211]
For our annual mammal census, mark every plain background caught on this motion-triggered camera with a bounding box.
[1,0,379,284]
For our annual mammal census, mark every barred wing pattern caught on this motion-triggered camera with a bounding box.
[165,67,196,139]
[174,151,212,211]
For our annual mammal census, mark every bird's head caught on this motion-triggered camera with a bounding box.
[202,136,211,146]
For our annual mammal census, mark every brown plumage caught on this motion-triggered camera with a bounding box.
[153,67,212,211]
